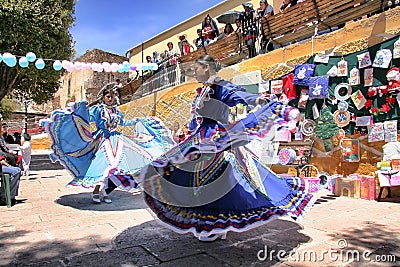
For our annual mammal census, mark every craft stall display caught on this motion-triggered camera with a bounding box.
[258,36,400,199]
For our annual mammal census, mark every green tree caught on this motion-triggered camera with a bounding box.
[314,107,340,151]
[0,0,75,104]
[0,97,15,120]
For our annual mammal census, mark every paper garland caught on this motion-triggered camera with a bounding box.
[0,51,158,72]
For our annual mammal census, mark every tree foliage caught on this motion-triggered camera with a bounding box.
[0,97,15,120]
[0,0,76,104]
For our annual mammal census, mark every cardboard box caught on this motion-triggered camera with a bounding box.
[334,177,360,198]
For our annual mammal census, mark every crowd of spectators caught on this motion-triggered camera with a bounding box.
[139,1,295,88]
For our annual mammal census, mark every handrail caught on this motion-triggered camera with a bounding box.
[124,0,392,102]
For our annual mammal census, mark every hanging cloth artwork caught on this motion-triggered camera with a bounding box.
[293,63,315,86]
[349,67,360,86]
[393,37,400,59]
[314,55,330,64]
[259,80,270,93]
[308,76,329,99]
[282,73,297,100]
[298,88,309,109]
[270,79,283,94]
[350,89,367,110]
[384,120,398,142]
[337,57,348,77]
[356,51,372,68]
[372,49,392,68]
[327,65,338,77]
[364,68,374,86]
[368,122,385,142]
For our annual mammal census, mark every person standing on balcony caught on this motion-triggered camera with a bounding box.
[238,2,258,58]
[165,42,179,86]
[257,0,275,54]
[201,14,219,46]
[41,84,174,204]
[280,0,297,12]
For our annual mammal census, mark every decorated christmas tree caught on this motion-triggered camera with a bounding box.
[314,108,340,151]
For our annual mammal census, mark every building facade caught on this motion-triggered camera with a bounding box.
[56,49,129,108]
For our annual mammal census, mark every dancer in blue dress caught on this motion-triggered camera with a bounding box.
[42,84,174,203]
[136,55,315,241]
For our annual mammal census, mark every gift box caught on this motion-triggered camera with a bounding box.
[359,175,376,200]
[305,177,320,193]
[391,158,400,171]
[334,177,360,198]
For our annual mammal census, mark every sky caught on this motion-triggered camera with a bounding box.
[70,0,223,58]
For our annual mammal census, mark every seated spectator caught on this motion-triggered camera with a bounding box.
[13,132,21,145]
[217,23,235,41]
[201,14,219,46]
[0,125,18,167]
[194,28,205,49]
[280,0,297,12]
[0,156,22,205]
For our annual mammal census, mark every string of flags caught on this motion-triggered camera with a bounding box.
[0,51,158,73]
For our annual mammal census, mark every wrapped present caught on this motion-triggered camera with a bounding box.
[328,174,343,193]
[359,175,376,200]
[334,177,360,198]
[391,157,400,171]
[305,177,320,193]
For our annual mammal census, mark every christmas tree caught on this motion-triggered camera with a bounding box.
[314,108,340,151]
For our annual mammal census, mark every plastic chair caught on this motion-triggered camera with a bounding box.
[0,165,12,208]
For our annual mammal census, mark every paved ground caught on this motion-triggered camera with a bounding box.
[1,152,400,266]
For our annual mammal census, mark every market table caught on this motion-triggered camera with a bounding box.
[376,170,400,201]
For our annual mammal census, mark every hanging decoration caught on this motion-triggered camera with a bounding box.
[341,139,360,162]
[315,108,340,151]
[372,49,392,68]
[356,51,372,68]
[333,110,351,128]
[337,101,349,111]
[349,67,360,86]
[364,68,374,86]
[308,76,329,99]
[394,37,400,59]
[0,51,158,72]
[337,57,348,77]
[350,90,367,110]
[368,122,385,142]
[334,83,352,101]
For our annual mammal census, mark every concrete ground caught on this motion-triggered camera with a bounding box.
[0,152,399,267]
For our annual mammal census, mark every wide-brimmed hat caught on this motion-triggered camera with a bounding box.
[242,2,253,8]
[177,33,187,40]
